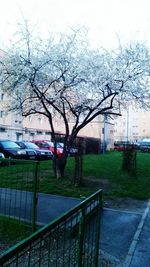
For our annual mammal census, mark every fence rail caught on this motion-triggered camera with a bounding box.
[0,189,102,267]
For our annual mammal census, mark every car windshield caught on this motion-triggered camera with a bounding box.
[57,143,64,148]
[40,143,50,148]
[25,142,39,149]
[45,141,54,147]
[1,141,20,149]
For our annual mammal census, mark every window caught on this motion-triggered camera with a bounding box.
[38,117,43,124]
[0,111,4,118]
[45,131,51,135]
[0,127,6,132]
[1,94,4,100]
[41,143,49,148]
[37,131,43,134]
[28,116,32,122]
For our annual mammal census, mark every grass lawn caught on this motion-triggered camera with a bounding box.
[38,151,150,200]
[0,215,32,244]
[0,151,150,200]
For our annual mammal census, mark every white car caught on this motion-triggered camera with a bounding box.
[0,152,5,158]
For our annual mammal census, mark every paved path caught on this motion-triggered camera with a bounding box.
[124,200,150,267]
[100,208,142,264]
[0,188,81,223]
[0,188,150,266]
[36,192,81,225]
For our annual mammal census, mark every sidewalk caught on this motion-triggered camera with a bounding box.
[124,200,150,267]
[100,208,142,265]
[36,192,81,225]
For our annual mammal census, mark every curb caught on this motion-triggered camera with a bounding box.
[123,199,150,267]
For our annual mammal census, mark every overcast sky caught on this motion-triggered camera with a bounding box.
[0,0,150,49]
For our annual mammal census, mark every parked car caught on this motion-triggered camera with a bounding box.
[32,140,63,157]
[139,141,150,152]
[0,152,5,158]
[57,142,78,156]
[13,141,37,160]
[133,142,141,150]
[0,140,27,159]
[114,141,132,151]
[15,141,53,160]
[0,152,5,166]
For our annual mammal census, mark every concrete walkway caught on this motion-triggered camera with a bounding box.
[124,200,150,267]
[100,208,142,265]
[36,192,81,225]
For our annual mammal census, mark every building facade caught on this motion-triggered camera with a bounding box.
[1,85,150,147]
[0,88,114,148]
[113,105,150,142]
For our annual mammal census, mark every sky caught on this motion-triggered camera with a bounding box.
[0,0,150,50]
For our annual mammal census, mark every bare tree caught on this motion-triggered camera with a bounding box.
[0,25,150,178]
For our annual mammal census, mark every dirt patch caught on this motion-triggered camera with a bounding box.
[82,177,116,193]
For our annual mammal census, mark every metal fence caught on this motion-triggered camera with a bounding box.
[0,159,39,232]
[0,189,102,267]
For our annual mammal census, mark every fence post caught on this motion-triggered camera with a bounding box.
[77,208,85,267]
[94,191,102,267]
[32,161,39,232]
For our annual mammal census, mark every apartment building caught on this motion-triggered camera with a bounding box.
[2,80,149,147]
[0,86,114,148]
[2,96,149,146]
[113,105,150,142]
[0,48,115,147]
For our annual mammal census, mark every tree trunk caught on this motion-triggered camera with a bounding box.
[53,156,67,179]
[122,145,137,176]
[73,154,83,186]
[73,138,83,186]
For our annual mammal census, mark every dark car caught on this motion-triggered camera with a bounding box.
[14,141,37,160]
[57,142,78,156]
[0,140,27,159]
[15,141,53,160]
[139,141,150,152]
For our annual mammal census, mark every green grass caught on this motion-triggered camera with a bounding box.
[0,151,150,199]
[0,215,32,244]
[0,160,38,191]
[38,151,150,199]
